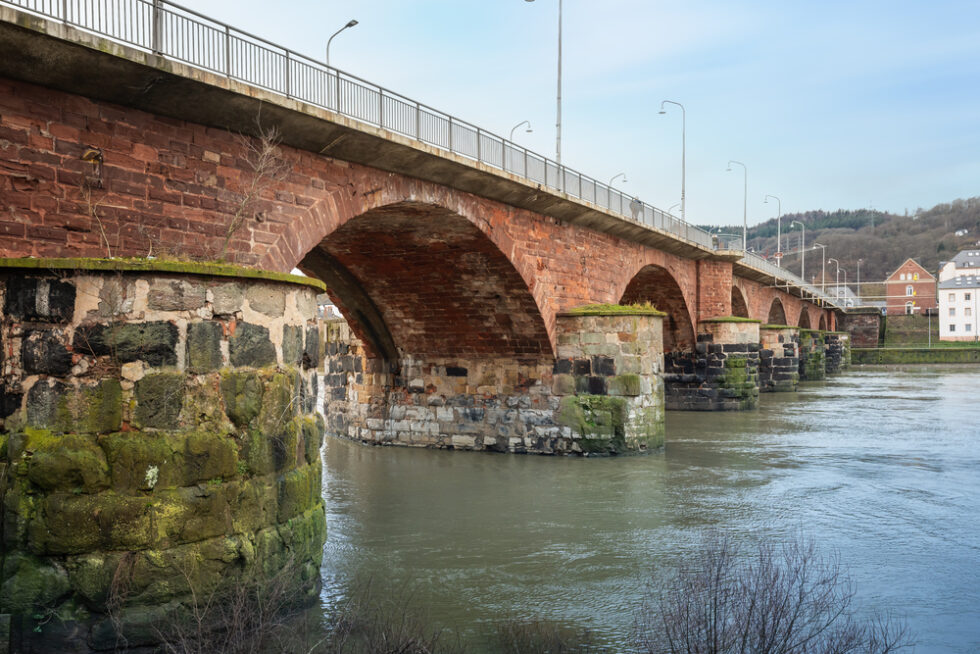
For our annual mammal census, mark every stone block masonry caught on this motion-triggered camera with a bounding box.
[824,331,851,374]
[664,318,761,411]
[759,325,800,392]
[323,307,666,455]
[0,259,326,653]
[799,329,827,381]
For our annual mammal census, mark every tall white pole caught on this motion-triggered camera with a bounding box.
[765,194,782,266]
[727,161,747,250]
[660,101,686,222]
[556,0,562,167]
[792,220,805,281]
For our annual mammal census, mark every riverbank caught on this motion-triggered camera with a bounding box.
[853,347,980,364]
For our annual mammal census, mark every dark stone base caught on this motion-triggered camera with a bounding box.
[664,338,760,411]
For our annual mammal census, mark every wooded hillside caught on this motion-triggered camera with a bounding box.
[702,197,980,286]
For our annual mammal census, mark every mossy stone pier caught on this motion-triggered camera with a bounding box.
[0,259,326,653]
[759,325,800,392]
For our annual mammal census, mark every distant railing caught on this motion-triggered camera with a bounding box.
[1,0,843,309]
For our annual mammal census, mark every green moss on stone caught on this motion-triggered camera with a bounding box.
[607,373,642,396]
[220,371,263,429]
[0,552,71,612]
[135,373,185,430]
[22,428,110,493]
[186,322,223,373]
[700,316,762,323]
[762,324,800,330]
[561,303,666,317]
[0,257,326,292]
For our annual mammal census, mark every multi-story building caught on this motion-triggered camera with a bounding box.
[885,258,936,316]
[938,276,980,340]
[938,250,980,282]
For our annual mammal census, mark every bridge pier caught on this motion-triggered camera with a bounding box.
[0,260,325,652]
[324,306,666,455]
[799,329,827,381]
[824,332,851,374]
[664,318,761,411]
[759,325,801,392]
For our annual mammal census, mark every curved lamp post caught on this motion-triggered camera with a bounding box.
[326,19,358,68]
[509,120,532,141]
[609,172,627,188]
[828,258,840,301]
[791,220,805,281]
[813,243,826,292]
[764,194,782,266]
[659,100,686,221]
[726,160,747,251]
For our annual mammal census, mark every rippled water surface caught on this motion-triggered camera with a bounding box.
[319,365,980,653]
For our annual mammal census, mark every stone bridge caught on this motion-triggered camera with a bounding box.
[0,5,843,456]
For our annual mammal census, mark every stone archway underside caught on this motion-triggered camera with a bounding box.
[620,265,695,352]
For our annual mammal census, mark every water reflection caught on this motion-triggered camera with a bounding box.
[319,365,980,653]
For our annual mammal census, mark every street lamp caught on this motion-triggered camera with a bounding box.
[856,258,863,305]
[659,100,686,221]
[608,172,627,187]
[791,220,805,281]
[326,19,358,68]
[525,0,562,167]
[667,203,680,214]
[813,243,826,292]
[828,258,840,302]
[764,194,782,266]
[509,120,532,141]
[726,160,747,251]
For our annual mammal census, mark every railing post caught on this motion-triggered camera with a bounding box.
[61,0,67,24]
[284,51,290,97]
[334,70,340,113]
[378,89,384,128]
[523,148,528,178]
[448,116,453,152]
[415,102,421,139]
[151,0,163,54]
[224,25,231,78]
[476,128,481,163]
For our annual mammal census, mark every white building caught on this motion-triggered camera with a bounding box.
[938,276,980,341]
[938,250,980,282]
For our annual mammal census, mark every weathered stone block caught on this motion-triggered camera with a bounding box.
[21,430,110,493]
[303,325,319,370]
[148,278,206,311]
[608,374,642,396]
[25,380,71,432]
[135,373,185,430]
[73,321,178,367]
[185,321,223,373]
[210,281,244,315]
[282,324,304,366]
[0,553,71,613]
[21,328,72,376]
[246,284,286,317]
[4,277,75,322]
[229,322,276,368]
[220,371,263,428]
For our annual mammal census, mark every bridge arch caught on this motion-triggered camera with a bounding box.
[731,285,750,318]
[619,264,695,352]
[767,298,788,325]
[299,201,553,363]
[799,307,812,329]
[818,314,828,330]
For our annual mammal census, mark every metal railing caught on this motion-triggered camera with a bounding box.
[2,0,842,308]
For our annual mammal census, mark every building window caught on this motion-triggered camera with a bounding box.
[950,293,956,302]
[950,307,956,317]
[900,273,906,281]
[905,302,914,315]
[967,307,973,317]
[906,285,914,296]
[967,293,972,301]
[950,324,956,332]
[967,324,973,332]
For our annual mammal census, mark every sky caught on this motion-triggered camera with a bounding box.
[190,0,980,228]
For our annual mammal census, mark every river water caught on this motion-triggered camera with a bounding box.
[318,365,980,653]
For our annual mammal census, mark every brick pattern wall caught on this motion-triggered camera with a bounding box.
[664,320,761,411]
[0,75,833,361]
